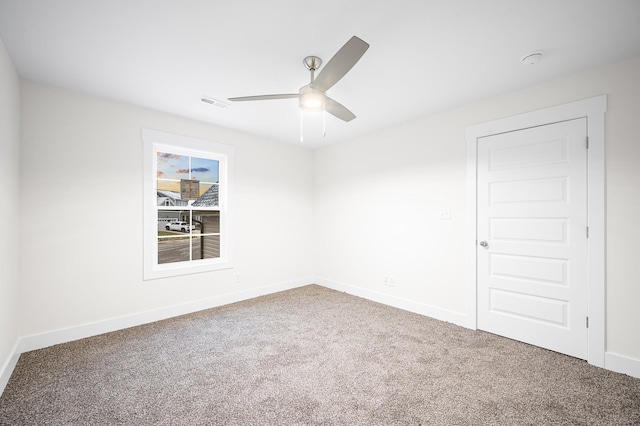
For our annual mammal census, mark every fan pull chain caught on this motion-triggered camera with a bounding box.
[323,110,326,138]
[300,110,304,142]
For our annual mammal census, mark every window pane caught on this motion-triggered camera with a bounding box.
[193,235,220,260]
[158,212,192,232]
[157,152,188,206]
[157,152,189,180]
[191,157,219,183]
[158,235,191,264]
[192,184,219,207]
[192,210,220,233]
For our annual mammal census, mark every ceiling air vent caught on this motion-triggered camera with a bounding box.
[200,96,229,109]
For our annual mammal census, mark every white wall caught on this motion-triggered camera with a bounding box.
[0,38,20,387]
[18,81,314,338]
[314,56,640,363]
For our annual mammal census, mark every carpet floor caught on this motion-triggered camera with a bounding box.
[1,285,639,425]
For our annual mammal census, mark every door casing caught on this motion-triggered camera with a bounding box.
[465,95,606,367]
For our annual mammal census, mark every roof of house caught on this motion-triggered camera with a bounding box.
[157,190,181,199]
[192,185,219,207]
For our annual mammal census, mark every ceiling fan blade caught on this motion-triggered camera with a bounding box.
[325,97,356,122]
[311,36,369,92]
[228,94,298,102]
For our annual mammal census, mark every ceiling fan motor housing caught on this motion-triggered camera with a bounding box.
[299,85,325,111]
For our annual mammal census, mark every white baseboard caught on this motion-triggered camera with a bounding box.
[17,277,313,354]
[0,340,20,397]
[1,277,313,396]
[605,351,640,379]
[314,276,470,329]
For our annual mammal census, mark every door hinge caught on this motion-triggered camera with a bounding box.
[586,136,589,149]
[586,226,589,238]
[586,316,589,328]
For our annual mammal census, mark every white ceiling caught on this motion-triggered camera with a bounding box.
[1,1,639,148]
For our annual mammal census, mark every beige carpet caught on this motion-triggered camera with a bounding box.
[1,285,639,425]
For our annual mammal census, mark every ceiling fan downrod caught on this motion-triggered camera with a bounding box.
[303,56,322,83]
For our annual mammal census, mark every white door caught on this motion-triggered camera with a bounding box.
[477,118,588,359]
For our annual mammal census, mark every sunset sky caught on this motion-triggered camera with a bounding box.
[157,152,219,194]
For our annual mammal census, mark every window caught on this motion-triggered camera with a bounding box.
[142,129,234,280]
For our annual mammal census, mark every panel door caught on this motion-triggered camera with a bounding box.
[477,118,588,359]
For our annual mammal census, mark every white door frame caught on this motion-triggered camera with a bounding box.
[465,95,607,367]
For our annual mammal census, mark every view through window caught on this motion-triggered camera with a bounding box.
[156,151,221,264]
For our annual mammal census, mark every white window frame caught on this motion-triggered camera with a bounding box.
[142,128,234,280]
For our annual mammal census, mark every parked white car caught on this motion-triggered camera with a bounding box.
[165,221,195,232]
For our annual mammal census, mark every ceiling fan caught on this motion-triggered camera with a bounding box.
[228,36,369,122]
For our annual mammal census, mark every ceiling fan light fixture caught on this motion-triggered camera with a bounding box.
[299,86,325,112]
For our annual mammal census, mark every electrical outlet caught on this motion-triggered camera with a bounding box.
[438,208,451,220]
[384,276,395,287]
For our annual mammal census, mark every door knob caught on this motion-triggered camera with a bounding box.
[479,240,488,248]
